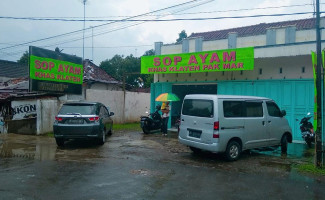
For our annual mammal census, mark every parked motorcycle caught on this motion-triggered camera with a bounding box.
[140,105,162,134]
[298,112,314,147]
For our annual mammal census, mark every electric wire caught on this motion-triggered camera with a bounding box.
[1,2,320,19]
[0,0,319,61]
[0,0,213,51]
[0,12,318,22]
[0,0,214,58]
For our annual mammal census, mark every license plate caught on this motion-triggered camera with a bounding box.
[67,119,84,124]
[189,130,201,138]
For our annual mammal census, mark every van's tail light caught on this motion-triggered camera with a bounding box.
[214,121,219,130]
[89,116,100,122]
[213,121,219,138]
[55,116,62,121]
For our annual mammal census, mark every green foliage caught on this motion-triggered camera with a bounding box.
[143,49,155,56]
[17,51,29,65]
[176,30,188,42]
[99,51,154,89]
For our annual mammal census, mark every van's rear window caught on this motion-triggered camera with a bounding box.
[182,99,213,118]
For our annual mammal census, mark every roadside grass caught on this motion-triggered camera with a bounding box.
[113,122,141,132]
[293,147,325,176]
[44,132,54,137]
[296,163,325,176]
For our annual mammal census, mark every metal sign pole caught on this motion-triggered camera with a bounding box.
[315,0,323,167]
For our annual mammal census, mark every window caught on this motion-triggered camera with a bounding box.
[266,101,282,117]
[223,101,244,118]
[59,104,96,115]
[182,99,213,118]
[100,106,109,117]
[246,102,263,117]
[223,101,263,118]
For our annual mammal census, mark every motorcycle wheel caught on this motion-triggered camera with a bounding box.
[306,139,312,148]
[142,127,150,134]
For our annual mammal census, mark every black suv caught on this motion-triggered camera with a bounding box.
[53,102,114,146]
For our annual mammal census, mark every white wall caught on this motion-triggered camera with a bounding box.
[161,44,182,54]
[36,99,58,135]
[86,89,150,124]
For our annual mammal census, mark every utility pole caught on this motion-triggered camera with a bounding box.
[91,26,94,61]
[315,0,323,167]
[83,0,87,62]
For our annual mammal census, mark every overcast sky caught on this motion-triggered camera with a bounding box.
[0,0,320,65]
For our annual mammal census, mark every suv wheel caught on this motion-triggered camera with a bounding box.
[55,138,64,147]
[225,141,241,161]
[108,123,113,136]
[98,130,106,145]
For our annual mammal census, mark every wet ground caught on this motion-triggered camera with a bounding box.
[0,130,324,200]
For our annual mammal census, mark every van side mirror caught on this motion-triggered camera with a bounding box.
[110,112,114,116]
[281,110,286,117]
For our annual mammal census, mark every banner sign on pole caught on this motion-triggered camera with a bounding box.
[312,51,318,130]
[29,46,83,94]
[141,47,254,74]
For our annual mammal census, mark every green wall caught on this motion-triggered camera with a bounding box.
[151,79,315,141]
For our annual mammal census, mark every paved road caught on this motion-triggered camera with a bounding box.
[0,131,324,200]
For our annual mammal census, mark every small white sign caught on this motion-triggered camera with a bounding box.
[12,100,37,120]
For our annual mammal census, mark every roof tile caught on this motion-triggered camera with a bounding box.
[189,17,317,41]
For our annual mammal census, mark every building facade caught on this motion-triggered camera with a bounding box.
[149,17,325,142]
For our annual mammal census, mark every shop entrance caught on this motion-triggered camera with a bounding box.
[171,84,218,126]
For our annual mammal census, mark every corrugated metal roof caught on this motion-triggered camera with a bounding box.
[0,60,28,78]
[189,17,317,41]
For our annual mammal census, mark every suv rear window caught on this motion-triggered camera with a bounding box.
[59,104,96,115]
[182,99,213,118]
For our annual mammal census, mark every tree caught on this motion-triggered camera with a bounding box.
[55,47,63,53]
[99,51,154,89]
[176,30,187,42]
[143,49,155,56]
[17,51,29,65]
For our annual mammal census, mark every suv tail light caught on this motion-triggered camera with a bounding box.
[89,116,100,122]
[55,116,62,121]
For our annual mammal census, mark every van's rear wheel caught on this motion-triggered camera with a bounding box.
[281,135,288,153]
[189,147,202,154]
[225,141,241,161]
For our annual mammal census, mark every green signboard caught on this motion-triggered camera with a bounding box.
[29,46,83,94]
[30,55,83,84]
[141,47,254,74]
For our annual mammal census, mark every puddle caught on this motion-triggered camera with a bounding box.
[259,160,292,172]
[0,141,57,160]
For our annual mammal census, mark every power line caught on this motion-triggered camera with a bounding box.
[0,12,318,22]
[1,3,321,19]
[0,0,213,51]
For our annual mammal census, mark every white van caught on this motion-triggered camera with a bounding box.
[178,94,292,161]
